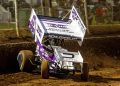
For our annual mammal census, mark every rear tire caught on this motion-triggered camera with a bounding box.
[41,59,49,79]
[81,62,89,81]
[17,50,34,72]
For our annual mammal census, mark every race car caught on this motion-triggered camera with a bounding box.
[17,6,89,81]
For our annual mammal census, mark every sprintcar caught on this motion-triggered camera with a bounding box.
[17,6,89,81]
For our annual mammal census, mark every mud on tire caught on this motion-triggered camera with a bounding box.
[17,50,34,72]
[81,62,89,81]
[41,59,49,79]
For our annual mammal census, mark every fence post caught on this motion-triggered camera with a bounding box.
[83,0,90,34]
[45,0,51,16]
[41,0,44,15]
[14,0,20,37]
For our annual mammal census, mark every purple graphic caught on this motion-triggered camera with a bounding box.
[36,39,55,62]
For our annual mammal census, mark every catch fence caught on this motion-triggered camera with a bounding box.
[0,0,120,36]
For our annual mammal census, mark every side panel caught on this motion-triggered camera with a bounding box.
[28,9,56,62]
[28,9,44,43]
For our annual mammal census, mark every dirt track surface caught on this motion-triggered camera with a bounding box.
[0,68,119,86]
[0,29,120,86]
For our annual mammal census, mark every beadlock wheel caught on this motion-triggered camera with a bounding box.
[41,59,49,79]
[81,62,89,81]
[17,50,34,72]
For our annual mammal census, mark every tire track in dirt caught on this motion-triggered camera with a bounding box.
[0,68,118,86]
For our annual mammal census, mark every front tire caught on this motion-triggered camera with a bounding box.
[41,59,49,79]
[17,50,34,72]
[81,62,89,81]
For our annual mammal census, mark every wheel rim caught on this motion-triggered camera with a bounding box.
[17,54,23,68]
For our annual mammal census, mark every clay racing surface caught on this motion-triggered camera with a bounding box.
[0,29,120,86]
[0,68,119,86]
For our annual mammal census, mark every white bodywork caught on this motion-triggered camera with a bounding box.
[52,46,83,70]
[28,6,87,72]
